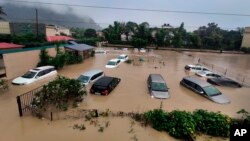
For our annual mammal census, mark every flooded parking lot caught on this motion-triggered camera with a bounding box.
[0,48,249,141]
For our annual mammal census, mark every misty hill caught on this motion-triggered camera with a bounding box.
[1,3,101,30]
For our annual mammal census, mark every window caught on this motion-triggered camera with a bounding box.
[96,72,103,78]
[22,71,37,78]
[78,75,90,83]
[203,68,209,71]
[203,86,221,96]
[44,69,51,75]
[91,74,98,81]
[151,82,167,91]
[184,80,195,88]
[196,67,201,70]
[107,61,116,66]
[49,68,55,72]
[37,70,46,77]
[195,85,203,93]
[110,79,118,87]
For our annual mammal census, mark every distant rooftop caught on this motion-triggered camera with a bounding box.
[0,42,24,50]
[65,43,94,51]
[47,36,75,42]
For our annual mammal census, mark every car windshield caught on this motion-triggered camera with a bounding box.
[118,56,125,59]
[203,86,221,96]
[78,75,90,83]
[107,61,116,66]
[151,82,168,91]
[22,71,37,79]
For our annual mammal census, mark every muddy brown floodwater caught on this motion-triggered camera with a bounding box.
[0,48,250,141]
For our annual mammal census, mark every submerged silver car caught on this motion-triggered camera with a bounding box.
[180,76,230,104]
[147,74,170,99]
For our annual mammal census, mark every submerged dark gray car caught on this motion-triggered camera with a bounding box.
[180,76,230,104]
[147,74,170,99]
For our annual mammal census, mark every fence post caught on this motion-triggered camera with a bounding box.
[16,96,23,117]
[242,77,245,85]
[50,112,53,121]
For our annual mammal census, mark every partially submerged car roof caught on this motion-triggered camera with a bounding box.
[109,58,120,62]
[31,66,55,72]
[80,69,103,77]
[93,76,115,87]
[119,54,127,57]
[150,74,166,83]
[183,76,211,87]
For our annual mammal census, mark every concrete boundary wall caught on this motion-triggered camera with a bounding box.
[3,47,62,80]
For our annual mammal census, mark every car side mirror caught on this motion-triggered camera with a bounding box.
[35,76,39,79]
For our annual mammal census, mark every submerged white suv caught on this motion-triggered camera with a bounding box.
[12,66,57,85]
[184,64,210,73]
[77,69,105,86]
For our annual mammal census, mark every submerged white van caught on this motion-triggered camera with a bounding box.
[77,69,105,85]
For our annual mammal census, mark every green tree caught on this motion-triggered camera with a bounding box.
[84,28,97,38]
[154,28,172,47]
[0,6,6,19]
[194,23,224,50]
[71,28,85,39]
[102,21,123,43]
[172,22,186,48]
[37,49,51,67]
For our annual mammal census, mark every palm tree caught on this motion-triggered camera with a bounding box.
[0,6,7,19]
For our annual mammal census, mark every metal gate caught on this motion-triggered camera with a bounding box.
[16,86,43,117]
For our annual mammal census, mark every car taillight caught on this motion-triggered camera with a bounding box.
[102,90,109,95]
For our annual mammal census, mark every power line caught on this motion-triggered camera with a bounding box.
[2,0,250,17]
[3,18,239,30]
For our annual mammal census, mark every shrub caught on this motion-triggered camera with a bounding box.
[125,59,133,64]
[144,109,168,131]
[32,76,87,111]
[37,49,51,67]
[231,109,250,125]
[241,47,250,53]
[48,52,66,69]
[165,110,196,138]
[193,109,230,137]
[131,37,148,48]
[65,53,83,65]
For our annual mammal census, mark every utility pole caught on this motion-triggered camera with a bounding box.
[35,8,38,39]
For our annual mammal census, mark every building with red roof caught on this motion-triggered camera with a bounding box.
[46,36,75,42]
[0,42,24,50]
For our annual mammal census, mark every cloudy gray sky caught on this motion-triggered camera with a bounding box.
[1,0,250,30]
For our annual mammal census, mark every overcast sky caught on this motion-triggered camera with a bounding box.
[1,0,250,30]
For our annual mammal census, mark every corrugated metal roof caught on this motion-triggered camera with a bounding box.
[65,44,94,51]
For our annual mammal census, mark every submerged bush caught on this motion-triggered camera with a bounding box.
[125,59,133,64]
[241,47,250,53]
[32,76,87,111]
[166,110,196,138]
[193,109,230,137]
[144,109,168,131]
[65,53,83,65]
